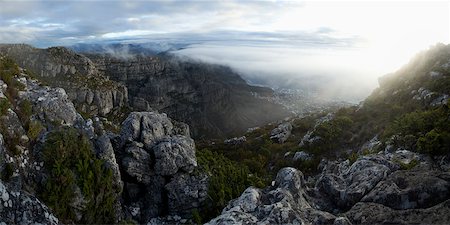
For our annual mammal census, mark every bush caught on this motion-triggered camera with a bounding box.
[383,106,450,154]
[417,129,450,155]
[0,98,10,116]
[41,128,117,224]
[27,120,44,140]
[0,57,19,85]
[196,148,265,222]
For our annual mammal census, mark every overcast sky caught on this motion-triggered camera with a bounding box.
[1,0,449,100]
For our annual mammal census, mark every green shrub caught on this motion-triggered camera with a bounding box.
[196,148,265,222]
[0,98,10,116]
[0,57,19,85]
[27,120,44,140]
[18,99,32,124]
[383,106,450,154]
[41,128,117,224]
[417,129,450,155]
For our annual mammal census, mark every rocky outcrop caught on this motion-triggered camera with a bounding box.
[18,77,83,126]
[0,44,128,116]
[0,180,59,225]
[206,167,337,225]
[207,150,450,224]
[87,54,290,138]
[116,112,207,222]
[270,122,292,143]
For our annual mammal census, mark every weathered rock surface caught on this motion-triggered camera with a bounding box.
[315,155,395,210]
[0,44,128,116]
[270,122,292,143]
[19,78,83,126]
[165,172,209,215]
[206,167,337,225]
[153,136,196,176]
[208,150,450,224]
[116,111,207,222]
[0,180,59,225]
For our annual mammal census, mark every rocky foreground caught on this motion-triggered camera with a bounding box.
[207,149,450,224]
[0,62,208,224]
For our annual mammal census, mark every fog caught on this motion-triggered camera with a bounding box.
[174,43,385,103]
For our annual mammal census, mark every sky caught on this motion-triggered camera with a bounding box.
[1,0,449,101]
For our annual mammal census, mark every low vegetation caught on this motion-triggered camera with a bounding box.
[195,148,266,223]
[40,127,118,224]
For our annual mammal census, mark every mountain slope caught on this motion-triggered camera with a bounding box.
[205,43,450,224]
[85,53,290,138]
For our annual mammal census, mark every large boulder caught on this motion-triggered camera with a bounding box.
[153,136,196,176]
[207,167,337,225]
[315,154,396,210]
[346,200,450,225]
[165,172,209,215]
[120,112,174,148]
[20,78,83,126]
[361,169,450,209]
[270,122,292,143]
[117,111,206,222]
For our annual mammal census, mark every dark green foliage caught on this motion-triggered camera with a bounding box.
[306,115,353,154]
[0,98,10,116]
[196,148,265,222]
[19,99,32,120]
[383,106,450,155]
[41,128,117,224]
[191,208,202,224]
[0,57,19,85]
[417,129,450,155]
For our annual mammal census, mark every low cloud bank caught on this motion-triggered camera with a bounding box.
[173,43,382,102]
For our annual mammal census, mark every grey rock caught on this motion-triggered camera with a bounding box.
[270,122,292,143]
[0,44,128,117]
[333,217,352,225]
[346,200,450,225]
[20,78,83,126]
[0,180,59,225]
[153,136,196,176]
[224,136,247,145]
[361,170,450,209]
[165,172,209,215]
[207,167,336,225]
[0,109,26,145]
[293,151,312,161]
[120,112,174,149]
[96,134,123,191]
[122,145,153,184]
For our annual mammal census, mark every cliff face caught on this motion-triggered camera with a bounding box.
[87,54,290,138]
[0,44,289,138]
[0,44,128,116]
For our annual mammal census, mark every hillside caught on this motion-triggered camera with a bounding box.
[200,44,450,224]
